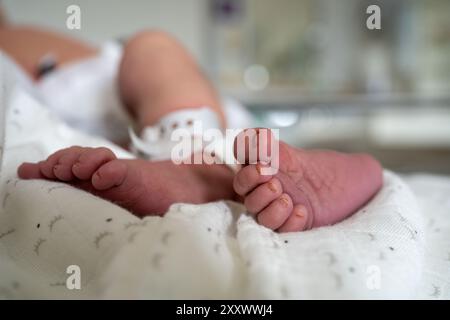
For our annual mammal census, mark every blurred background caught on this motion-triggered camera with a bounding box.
[3,0,450,174]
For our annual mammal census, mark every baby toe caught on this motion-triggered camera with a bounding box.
[257,193,293,230]
[53,148,84,181]
[38,160,54,179]
[91,160,127,190]
[277,204,312,233]
[233,163,273,196]
[244,178,282,214]
[73,147,116,180]
[233,128,276,165]
[39,149,71,179]
[18,162,45,179]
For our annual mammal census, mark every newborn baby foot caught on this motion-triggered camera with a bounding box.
[233,129,383,232]
[18,146,234,216]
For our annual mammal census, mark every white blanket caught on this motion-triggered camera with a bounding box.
[1,54,449,299]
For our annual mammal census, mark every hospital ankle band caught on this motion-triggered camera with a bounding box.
[129,107,240,172]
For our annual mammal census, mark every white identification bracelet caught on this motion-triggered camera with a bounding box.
[129,107,240,172]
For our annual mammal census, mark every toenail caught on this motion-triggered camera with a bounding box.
[294,205,307,218]
[268,181,277,193]
[279,196,290,207]
[255,163,262,174]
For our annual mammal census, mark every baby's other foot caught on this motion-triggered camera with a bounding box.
[233,129,383,232]
[18,146,234,216]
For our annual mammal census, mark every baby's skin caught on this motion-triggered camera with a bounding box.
[18,129,383,232]
[233,129,383,232]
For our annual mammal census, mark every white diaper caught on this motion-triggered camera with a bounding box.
[33,42,132,143]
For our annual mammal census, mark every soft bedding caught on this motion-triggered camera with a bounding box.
[1,53,449,299]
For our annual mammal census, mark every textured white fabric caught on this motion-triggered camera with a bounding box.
[400,174,450,299]
[1,54,449,299]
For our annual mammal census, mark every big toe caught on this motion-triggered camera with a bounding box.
[233,128,277,165]
[91,160,128,190]
[90,160,153,216]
